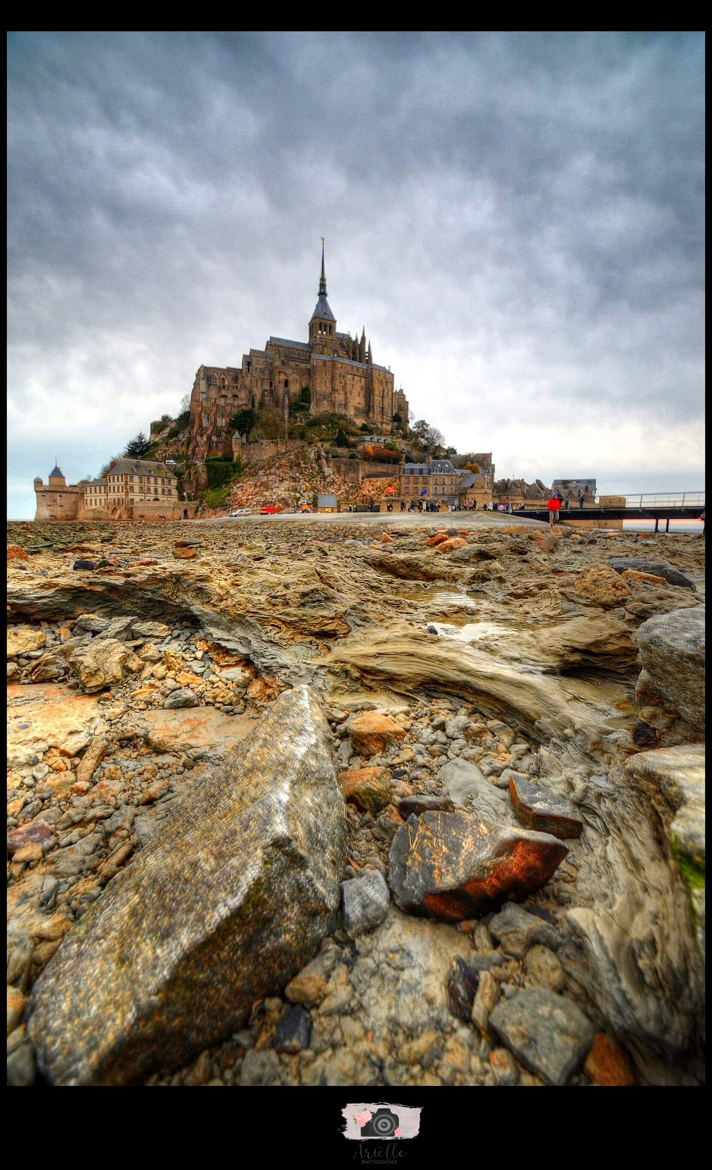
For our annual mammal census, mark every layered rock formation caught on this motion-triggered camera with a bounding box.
[6,516,705,1087]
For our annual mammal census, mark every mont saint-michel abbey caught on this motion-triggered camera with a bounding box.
[188,244,409,459]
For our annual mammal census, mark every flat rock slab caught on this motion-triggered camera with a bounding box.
[489,988,594,1085]
[635,606,705,734]
[7,683,104,768]
[608,558,696,590]
[142,706,255,755]
[388,810,568,922]
[27,685,346,1085]
[508,775,583,839]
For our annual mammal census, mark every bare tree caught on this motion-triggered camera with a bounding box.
[412,419,445,451]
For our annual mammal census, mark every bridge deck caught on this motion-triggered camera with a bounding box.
[513,506,702,526]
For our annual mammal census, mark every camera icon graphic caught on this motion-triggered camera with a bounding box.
[360,1108,400,1138]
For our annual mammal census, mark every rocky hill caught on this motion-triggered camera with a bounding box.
[144,410,404,515]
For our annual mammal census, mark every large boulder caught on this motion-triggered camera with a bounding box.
[27,686,346,1085]
[388,810,568,921]
[635,607,705,734]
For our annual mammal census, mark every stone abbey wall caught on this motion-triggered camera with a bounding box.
[187,257,408,462]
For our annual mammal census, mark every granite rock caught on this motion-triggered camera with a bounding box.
[27,686,346,1085]
[489,987,594,1086]
[342,869,390,936]
[489,902,560,958]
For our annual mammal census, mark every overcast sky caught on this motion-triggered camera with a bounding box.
[7,31,705,518]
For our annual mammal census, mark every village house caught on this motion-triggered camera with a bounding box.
[381,460,493,511]
[33,459,188,521]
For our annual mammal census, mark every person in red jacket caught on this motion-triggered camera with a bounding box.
[547,491,561,526]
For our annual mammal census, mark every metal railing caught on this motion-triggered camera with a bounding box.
[614,492,705,510]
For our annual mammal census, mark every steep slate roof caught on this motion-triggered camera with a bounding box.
[268,337,311,350]
[49,465,64,478]
[402,461,459,476]
[310,294,336,322]
[108,459,172,475]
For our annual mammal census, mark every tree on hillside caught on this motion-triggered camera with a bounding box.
[254,408,285,441]
[411,419,445,451]
[229,407,257,437]
[124,432,152,458]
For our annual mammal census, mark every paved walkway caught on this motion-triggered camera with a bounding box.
[199,511,549,529]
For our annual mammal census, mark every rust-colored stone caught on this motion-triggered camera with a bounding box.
[7,544,29,561]
[435,537,467,553]
[346,711,407,757]
[620,570,667,585]
[584,1032,638,1086]
[388,810,568,922]
[7,821,56,855]
[339,767,391,814]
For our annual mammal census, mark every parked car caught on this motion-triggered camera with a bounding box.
[229,508,251,516]
[259,505,277,514]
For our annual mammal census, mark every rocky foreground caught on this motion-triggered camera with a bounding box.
[6,515,705,1086]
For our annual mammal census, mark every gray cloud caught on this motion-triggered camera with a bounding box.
[7,31,704,517]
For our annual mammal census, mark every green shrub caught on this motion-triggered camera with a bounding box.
[204,456,243,490]
[229,408,257,436]
[199,484,233,508]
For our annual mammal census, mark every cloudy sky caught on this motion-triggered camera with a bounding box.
[7,31,705,518]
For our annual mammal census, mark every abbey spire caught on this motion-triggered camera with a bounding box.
[309,237,336,349]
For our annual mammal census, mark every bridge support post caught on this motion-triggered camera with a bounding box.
[665,518,670,533]
[654,518,659,532]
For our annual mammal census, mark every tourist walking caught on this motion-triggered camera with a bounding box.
[547,492,561,526]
